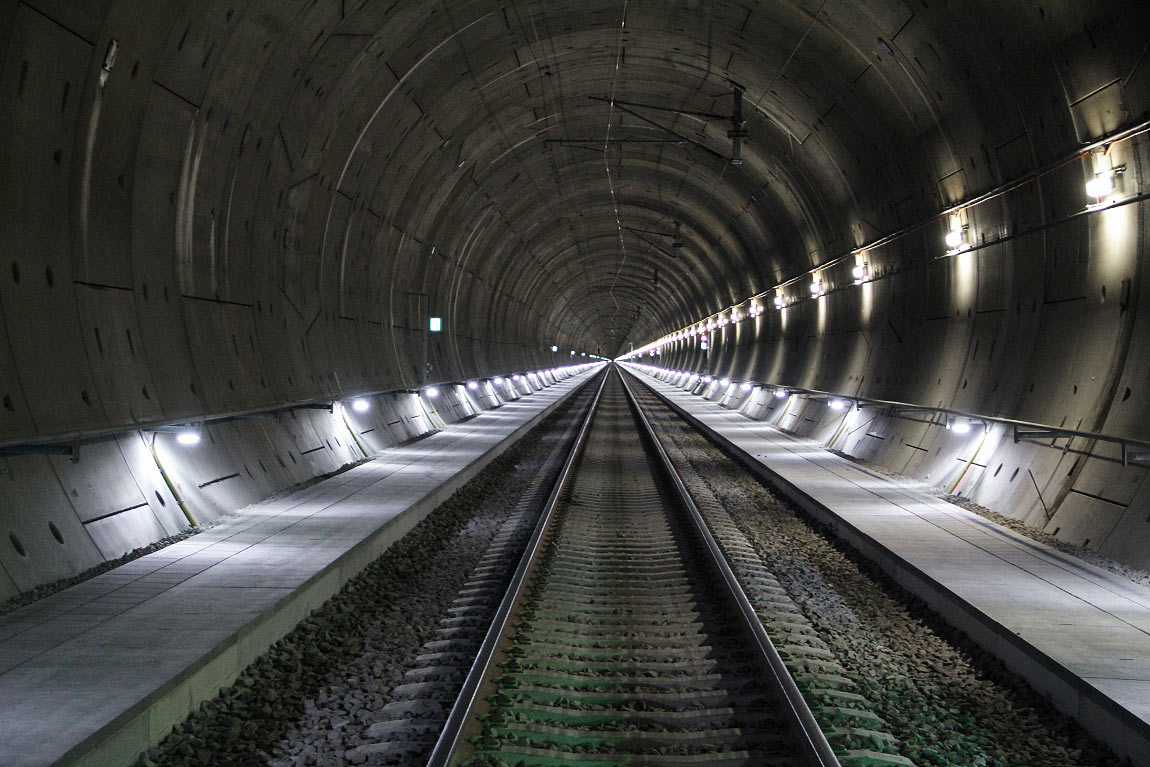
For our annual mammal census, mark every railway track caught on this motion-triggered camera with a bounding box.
[425,366,844,767]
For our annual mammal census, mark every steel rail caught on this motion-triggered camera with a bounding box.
[618,365,843,767]
[424,366,609,767]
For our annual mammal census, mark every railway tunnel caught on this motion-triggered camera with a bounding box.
[2,0,1150,765]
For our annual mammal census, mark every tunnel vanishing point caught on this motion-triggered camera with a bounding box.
[1,0,1150,599]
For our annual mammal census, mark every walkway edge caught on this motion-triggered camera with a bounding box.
[61,371,600,767]
[623,367,1150,767]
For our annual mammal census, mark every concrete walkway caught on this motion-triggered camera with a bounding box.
[0,365,602,767]
[624,363,1150,767]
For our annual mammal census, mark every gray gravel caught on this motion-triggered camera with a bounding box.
[635,386,1125,767]
[140,387,591,767]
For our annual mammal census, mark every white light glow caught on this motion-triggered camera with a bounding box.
[494,377,505,384]
[512,374,521,381]
[810,278,822,296]
[1086,174,1114,200]
[352,398,370,412]
[830,399,846,411]
[176,430,201,446]
[720,378,731,387]
[774,295,785,309]
[740,382,753,391]
[702,375,713,383]
[429,317,442,332]
[425,387,439,398]
[945,228,964,250]
[852,263,867,281]
[774,389,788,398]
[551,345,558,352]
[467,381,478,390]
[950,421,971,434]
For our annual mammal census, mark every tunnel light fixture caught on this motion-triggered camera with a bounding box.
[945,220,969,254]
[176,428,202,446]
[494,376,505,385]
[946,416,985,435]
[720,378,731,387]
[570,350,576,356]
[1086,166,1124,207]
[852,263,868,283]
[551,345,558,352]
[429,317,442,332]
[809,277,823,297]
[467,381,478,390]
[702,375,713,383]
[1085,173,1113,200]
[749,301,762,317]
[773,294,785,310]
[774,388,789,398]
[829,399,847,411]
[512,374,521,381]
[731,308,740,323]
[581,352,587,356]
[425,387,440,398]
[351,398,370,413]
[740,382,753,391]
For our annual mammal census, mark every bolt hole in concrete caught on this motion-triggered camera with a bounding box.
[9,532,27,556]
[48,521,63,544]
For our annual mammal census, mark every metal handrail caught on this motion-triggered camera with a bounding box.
[424,367,609,767]
[618,367,842,767]
[0,363,603,457]
[629,364,1150,466]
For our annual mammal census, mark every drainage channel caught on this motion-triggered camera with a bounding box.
[424,366,840,767]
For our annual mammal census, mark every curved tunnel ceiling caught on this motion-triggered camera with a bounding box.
[0,0,1147,442]
[212,0,994,352]
[333,0,916,354]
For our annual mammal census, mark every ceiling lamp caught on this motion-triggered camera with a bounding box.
[1085,173,1114,199]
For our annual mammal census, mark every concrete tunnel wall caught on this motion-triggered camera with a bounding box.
[0,0,1149,593]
